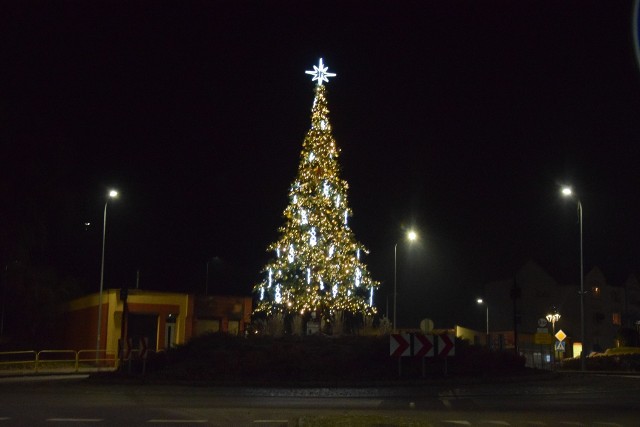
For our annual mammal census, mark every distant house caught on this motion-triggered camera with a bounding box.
[482,260,639,357]
[56,289,252,360]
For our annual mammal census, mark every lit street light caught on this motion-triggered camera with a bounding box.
[477,298,489,347]
[96,189,118,362]
[394,229,417,333]
[546,309,561,336]
[561,185,585,371]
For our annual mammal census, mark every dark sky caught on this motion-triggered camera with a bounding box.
[2,1,640,329]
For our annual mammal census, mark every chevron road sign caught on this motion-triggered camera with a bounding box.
[390,333,454,358]
[414,333,434,358]
[390,334,410,357]
[437,333,455,357]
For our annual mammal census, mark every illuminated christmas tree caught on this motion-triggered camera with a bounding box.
[253,59,379,331]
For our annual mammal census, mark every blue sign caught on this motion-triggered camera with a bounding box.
[555,341,566,351]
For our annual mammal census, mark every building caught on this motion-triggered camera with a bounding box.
[483,260,640,358]
[56,289,252,359]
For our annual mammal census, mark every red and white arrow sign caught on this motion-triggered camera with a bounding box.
[437,334,455,357]
[390,334,410,357]
[413,334,434,358]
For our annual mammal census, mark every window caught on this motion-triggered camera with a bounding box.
[592,286,601,298]
[612,312,621,326]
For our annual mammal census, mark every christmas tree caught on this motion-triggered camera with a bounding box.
[253,59,379,330]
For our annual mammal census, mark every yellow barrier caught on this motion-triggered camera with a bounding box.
[0,350,117,375]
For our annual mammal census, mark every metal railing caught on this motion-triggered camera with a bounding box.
[0,349,118,375]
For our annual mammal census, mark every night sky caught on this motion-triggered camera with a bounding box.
[3,1,640,330]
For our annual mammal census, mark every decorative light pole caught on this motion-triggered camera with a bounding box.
[394,230,417,333]
[546,310,561,336]
[477,298,489,347]
[96,189,118,363]
[561,186,585,371]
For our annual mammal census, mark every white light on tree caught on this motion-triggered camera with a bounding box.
[276,247,281,258]
[369,287,374,306]
[356,248,360,260]
[335,195,340,207]
[328,244,335,258]
[309,152,315,161]
[310,227,317,246]
[307,267,311,284]
[355,267,362,287]
[301,209,308,224]
[288,244,295,263]
[344,210,348,225]
[320,277,324,290]
[268,269,273,287]
[323,181,330,197]
[305,57,337,86]
[260,287,265,300]
[275,284,282,303]
[332,284,338,298]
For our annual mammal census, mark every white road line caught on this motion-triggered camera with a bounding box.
[47,418,102,422]
[0,418,10,421]
[525,423,547,426]
[441,422,472,426]
[147,420,207,424]
[593,424,623,427]
[479,422,511,426]
[253,421,289,424]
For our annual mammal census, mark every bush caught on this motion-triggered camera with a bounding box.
[140,334,530,384]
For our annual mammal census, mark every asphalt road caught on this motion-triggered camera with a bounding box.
[0,373,638,426]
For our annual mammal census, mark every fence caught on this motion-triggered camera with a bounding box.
[0,349,118,375]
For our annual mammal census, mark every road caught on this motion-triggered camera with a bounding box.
[0,373,638,426]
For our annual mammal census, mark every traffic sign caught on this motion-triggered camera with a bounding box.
[534,333,553,345]
[555,329,566,342]
[437,334,455,357]
[390,334,410,357]
[555,341,566,351]
[414,333,434,358]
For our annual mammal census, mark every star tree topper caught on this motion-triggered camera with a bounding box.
[305,58,336,85]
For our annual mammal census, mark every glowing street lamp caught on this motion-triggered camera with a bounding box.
[394,229,418,333]
[546,310,561,336]
[96,189,118,362]
[561,185,585,371]
[477,298,489,346]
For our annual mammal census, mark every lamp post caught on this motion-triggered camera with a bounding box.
[96,189,118,363]
[561,186,585,371]
[477,298,489,347]
[546,310,561,336]
[394,230,417,333]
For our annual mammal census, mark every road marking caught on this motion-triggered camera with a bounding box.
[441,422,471,426]
[47,418,102,422]
[479,422,511,425]
[0,418,10,421]
[147,421,207,424]
[525,423,547,426]
[594,424,623,427]
[253,421,289,424]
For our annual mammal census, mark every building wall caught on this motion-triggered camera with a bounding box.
[484,261,632,355]
[58,290,194,356]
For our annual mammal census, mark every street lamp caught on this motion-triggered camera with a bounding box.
[561,185,585,371]
[477,298,489,346]
[546,310,561,336]
[96,189,118,362]
[394,229,417,333]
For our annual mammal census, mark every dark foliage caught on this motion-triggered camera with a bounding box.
[140,334,529,385]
